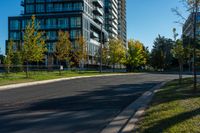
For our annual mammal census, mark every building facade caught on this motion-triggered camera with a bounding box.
[7,0,127,65]
[104,0,127,47]
[118,0,127,46]
[183,12,200,40]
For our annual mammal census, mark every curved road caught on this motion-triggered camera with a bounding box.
[0,73,182,133]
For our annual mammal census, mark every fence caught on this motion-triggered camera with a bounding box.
[0,64,127,73]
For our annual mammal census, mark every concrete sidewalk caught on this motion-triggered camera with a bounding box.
[101,81,168,133]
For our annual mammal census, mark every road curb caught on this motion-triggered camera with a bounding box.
[101,81,168,133]
[0,73,136,91]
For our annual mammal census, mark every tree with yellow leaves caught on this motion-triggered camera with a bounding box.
[74,36,87,70]
[22,15,47,77]
[171,40,185,84]
[108,38,126,72]
[4,40,14,73]
[125,39,148,72]
[55,30,72,74]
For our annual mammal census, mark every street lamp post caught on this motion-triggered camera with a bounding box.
[99,17,117,73]
[193,0,198,91]
[100,24,103,73]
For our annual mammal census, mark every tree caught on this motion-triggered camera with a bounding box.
[22,15,46,77]
[150,35,174,70]
[102,46,110,66]
[12,51,23,72]
[4,40,14,73]
[108,38,126,72]
[74,36,87,70]
[55,30,72,74]
[171,40,185,84]
[125,39,148,72]
[172,0,200,91]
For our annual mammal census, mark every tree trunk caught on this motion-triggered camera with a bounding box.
[81,59,84,71]
[26,61,29,78]
[179,61,183,84]
[180,63,183,84]
[37,61,39,71]
[7,65,10,74]
[188,60,191,73]
[59,61,61,76]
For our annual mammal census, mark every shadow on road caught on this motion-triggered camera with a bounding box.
[0,82,159,133]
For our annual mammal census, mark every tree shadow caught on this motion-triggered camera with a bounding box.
[151,78,200,106]
[138,78,200,133]
[142,107,200,133]
[0,82,158,133]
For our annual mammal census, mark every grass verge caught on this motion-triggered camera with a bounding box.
[137,78,200,133]
[0,71,116,86]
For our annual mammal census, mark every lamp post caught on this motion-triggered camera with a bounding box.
[193,0,198,91]
[99,17,117,73]
[100,24,103,73]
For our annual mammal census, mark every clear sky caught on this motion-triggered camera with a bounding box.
[0,0,188,55]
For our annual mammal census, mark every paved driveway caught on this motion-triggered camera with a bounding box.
[0,73,181,133]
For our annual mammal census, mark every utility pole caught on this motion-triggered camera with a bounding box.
[193,0,198,91]
[100,24,103,73]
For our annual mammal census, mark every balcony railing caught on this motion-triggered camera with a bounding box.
[94,16,103,24]
[93,7,104,16]
[91,32,99,39]
[93,0,103,8]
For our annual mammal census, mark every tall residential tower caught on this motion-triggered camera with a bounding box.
[7,0,127,65]
[104,0,127,46]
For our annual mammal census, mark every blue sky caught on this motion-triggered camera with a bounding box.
[0,0,188,55]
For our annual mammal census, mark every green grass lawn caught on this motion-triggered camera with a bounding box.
[137,78,200,133]
[0,71,114,86]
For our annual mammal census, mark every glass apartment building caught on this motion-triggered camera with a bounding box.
[183,12,200,40]
[118,0,127,46]
[7,0,127,65]
[104,0,127,47]
[8,0,108,65]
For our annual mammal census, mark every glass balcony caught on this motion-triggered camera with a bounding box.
[93,7,103,16]
[93,0,103,8]
[94,16,103,24]
[91,31,99,38]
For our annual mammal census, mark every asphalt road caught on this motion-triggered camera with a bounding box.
[0,73,182,133]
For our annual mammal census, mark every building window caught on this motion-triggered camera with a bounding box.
[70,30,81,39]
[63,3,72,11]
[22,20,30,29]
[36,19,45,29]
[58,18,69,29]
[10,20,20,30]
[36,0,45,3]
[26,5,35,13]
[70,17,81,28]
[46,18,57,29]
[47,43,55,53]
[47,31,57,40]
[73,3,83,11]
[46,4,53,12]
[10,32,21,40]
[26,0,34,4]
[54,4,62,12]
[36,4,45,13]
